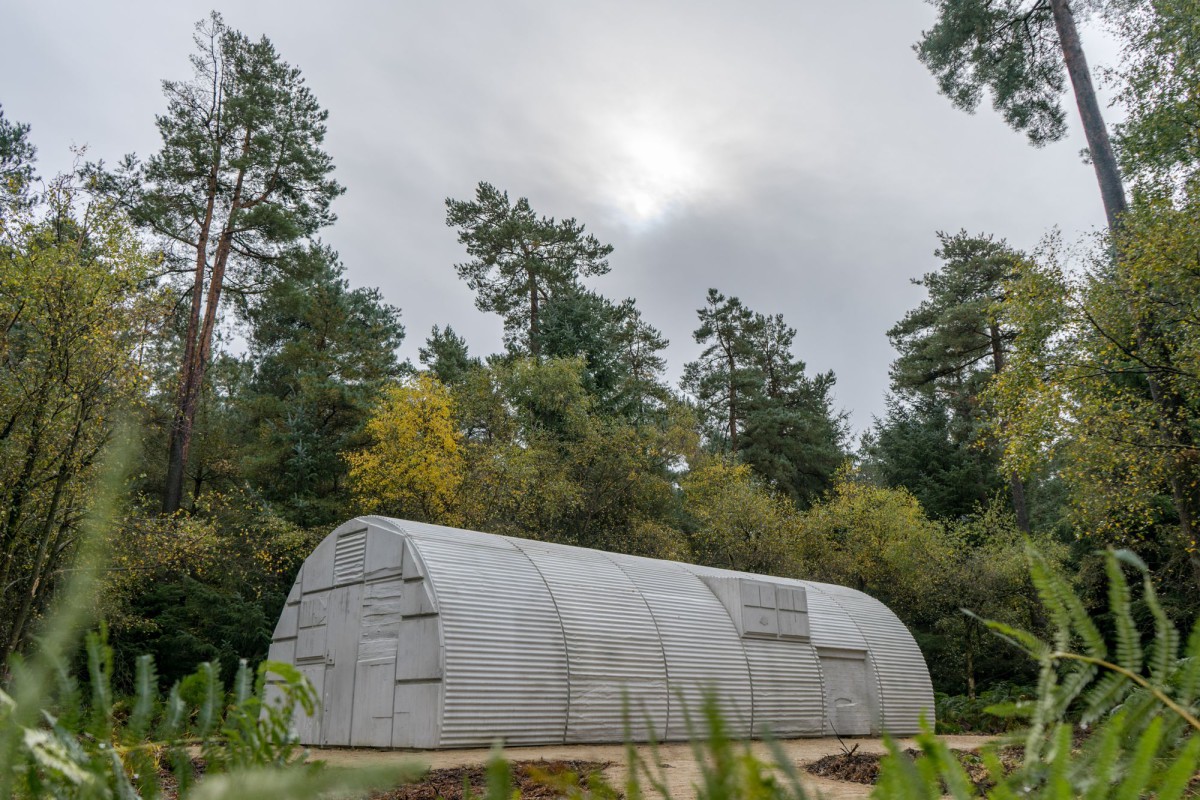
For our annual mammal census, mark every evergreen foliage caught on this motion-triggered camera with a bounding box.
[876,231,1031,528]
[862,395,1004,520]
[445,181,613,356]
[97,12,344,514]
[237,243,405,525]
[0,102,36,206]
[916,0,1069,146]
[420,324,478,386]
[683,290,846,506]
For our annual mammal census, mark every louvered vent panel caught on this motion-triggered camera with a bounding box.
[333,528,368,583]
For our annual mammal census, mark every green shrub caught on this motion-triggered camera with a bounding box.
[876,547,1200,798]
[934,683,1035,734]
[0,627,417,799]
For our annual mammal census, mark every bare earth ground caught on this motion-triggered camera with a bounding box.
[312,735,996,799]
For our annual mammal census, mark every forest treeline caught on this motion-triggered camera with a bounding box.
[3,2,1200,706]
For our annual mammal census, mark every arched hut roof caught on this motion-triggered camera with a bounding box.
[270,517,934,748]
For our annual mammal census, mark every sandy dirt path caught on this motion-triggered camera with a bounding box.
[312,735,996,799]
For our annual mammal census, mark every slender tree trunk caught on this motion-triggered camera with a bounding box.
[4,412,84,660]
[728,349,738,452]
[1051,0,1200,579]
[0,396,48,601]
[966,634,976,701]
[163,163,220,514]
[989,323,1031,532]
[529,277,540,358]
[1048,0,1127,231]
[162,131,247,514]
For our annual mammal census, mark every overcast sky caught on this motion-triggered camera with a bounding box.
[2,2,1117,435]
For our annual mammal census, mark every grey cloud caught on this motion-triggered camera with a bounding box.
[1,0,1114,432]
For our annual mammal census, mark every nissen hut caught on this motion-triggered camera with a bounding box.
[269,517,935,748]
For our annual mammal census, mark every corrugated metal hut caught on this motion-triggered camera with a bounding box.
[269,517,934,748]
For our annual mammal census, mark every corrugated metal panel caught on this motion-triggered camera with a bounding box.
[617,557,754,740]
[406,529,569,747]
[822,586,934,735]
[509,539,668,743]
[740,638,824,737]
[278,517,936,747]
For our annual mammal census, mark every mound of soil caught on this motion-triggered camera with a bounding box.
[371,759,614,800]
[805,749,890,785]
[805,746,1018,792]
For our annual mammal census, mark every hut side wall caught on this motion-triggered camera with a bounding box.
[271,517,935,748]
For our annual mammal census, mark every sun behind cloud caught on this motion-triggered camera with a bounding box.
[599,114,712,229]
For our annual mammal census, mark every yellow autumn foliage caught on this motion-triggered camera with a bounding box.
[346,373,464,522]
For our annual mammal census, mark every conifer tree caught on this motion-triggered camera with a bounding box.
[0,104,36,209]
[101,13,343,513]
[419,325,477,386]
[887,231,1031,530]
[740,313,846,507]
[916,0,1127,231]
[238,244,404,524]
[445,182,612,356]
[610,300,672,427]
[683,290,844,503]
[681,289,760,452]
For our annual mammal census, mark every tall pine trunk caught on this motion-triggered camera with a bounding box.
[727,349,738,452]
[161,132,249,514]
[162,130,221,514]
[1048,0,1127,231]
[529,278,540,358]
[989,322,1031,532]
[1050,0,1200,584]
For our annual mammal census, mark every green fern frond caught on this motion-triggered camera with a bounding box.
[85,629,115,742]
[194,661,221,739]
[875,735,935,800]
[980,617,1050,658]
[1079,709,1125,800]
[1044,723,1073,800]
[1179,620,1200,706]
[1081,670,1133,724]
[127,655,157,742]
[232,659,253,706]
[1028,548,1075,653]
[1138,572,1177,683]
[1112,715,1163,800]
[1152,734,1200,800]
[1104,552,1143,676]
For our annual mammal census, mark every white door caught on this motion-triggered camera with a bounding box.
[320,583,363,745]
[819,654,873,736]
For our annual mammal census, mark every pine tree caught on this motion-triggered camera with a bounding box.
[681,289,760,452]
[862,394,1005,520]
[916,0,1127,231]
[0,104,36,209]
[238,244,404,524]
[683,290,845,504]
[99,13,343,513]
[445,182,612,356]
[419,325,477,386]
[887,231,1032,530]
[739,312,846,507]
[609,300,672,427]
